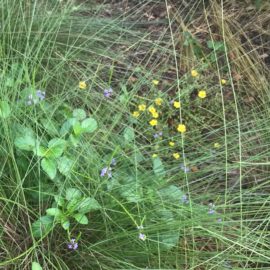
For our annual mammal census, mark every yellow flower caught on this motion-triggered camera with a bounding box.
[169,141,175,147]
[221,79,227,85]
[155,98,163,106]
[214,142,220,148]
[138,104,146,111]
[177,124,186,133]
[198,90,206,99]
[148,106,157,114]
[173,101,181,109]
[173,153,180,160]
[132,111,140,118]
[152,154,158,158]
[149,119,158,126]
[79,81,87,89]
[191,69,199,77]
[152,111,159,119]
[152,79,159,86]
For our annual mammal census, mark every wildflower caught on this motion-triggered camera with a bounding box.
[180,163,190,173]
[152,154,158,158]
[198,90,206,99]
[67,238,78,250]
[26,90,46,105]
[208,202,215,215]
[103,87,113,98]
[79,81,87,89]
[155,98,163,106]
[173,101,181,109]
[148,106,157,114]
[208,209,215,214]
[139,233,146,241]
[181,194,189,204]
[177,124,186,133]
[191,69,199,77]
[173,153,180,160]
[217,218,222,223]
[137,225,144,230]
[149,119,158,126]
[132,111,140,118]
[138,104,146,111]
[153,132,162,139]
[152,79,159,86]
[221,79,227,85]
[152,111,159,119]
[100,167,112,178]
[214,142,220,148]
[110,158,117,166]
[169,141,175,146]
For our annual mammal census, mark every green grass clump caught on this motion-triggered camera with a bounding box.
[1,0,270,269]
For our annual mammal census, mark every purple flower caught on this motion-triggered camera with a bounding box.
[139,233,146,241]
[26,90,46,105]
[110,158,116,166]
[100,167,112,178]
[153,131,163,139]
[217,218,222,223]
[103,87,113,98]
[181,194,189,204]
[67,238,78,250]
[208,209,215,215]
[180,163,190,173]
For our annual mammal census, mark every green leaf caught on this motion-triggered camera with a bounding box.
[123,127,135,142]
[153,157,165,177]
[41,158,57,179]
[61,218,70,230]
[75,197,101,213]
[14,134,37,152]
[32,262,43,270]
[57,156,73,176]
[60,118,77,136]
[35,146,47,157]
[32,215,54,238]
[73,213,88,224]
[0,101,11,118]
[41,119,59,136]
[65,188,82,201]
[47,138,66,158]
[69,134,80,147]
[54,195,65,206]
[81,118,98,133]
[158,185,184,202]
[73,109,86,120]
[73,121,83,136]
[46,208,62,217]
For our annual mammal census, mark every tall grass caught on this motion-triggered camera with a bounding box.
[0,0,270,269]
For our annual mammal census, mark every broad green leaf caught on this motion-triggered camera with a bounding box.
[81,118,97,133]
[123,127,135,142]
[47,138,66,158]
[75,197,101,213]
[46,208,62,217]
[14,134,37,152]
[41,158,57,179]
[158,185,184,202]
[65,188,82,201]
[35,146,47,157]
[57,156,73,176]
[32,215,54,238]
[153,157,165,177]
[54,195,65,206]
[32,262,43,270]
[73,213,88,224]
[73,109,86,120]
[61,218,70,230]
[69,134,80,147]
[41,119,59,136]
[0,101,11,118]
[73,121,83,136]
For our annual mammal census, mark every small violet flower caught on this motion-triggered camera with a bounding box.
[208,202,215,215]
[180,163,190,173]
[26,90,46,105]
[100,167,112,178]
[153,131,163,139]
[181,194,189,204]
[139,233,146,241]
[110,158,117,166]
[103,87,113,98]
[67,238,78,250]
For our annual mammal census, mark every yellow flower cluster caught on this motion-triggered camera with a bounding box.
[79,81,87,89]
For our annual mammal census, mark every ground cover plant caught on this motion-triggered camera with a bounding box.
[1,0,270,269]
